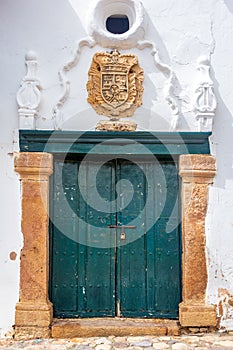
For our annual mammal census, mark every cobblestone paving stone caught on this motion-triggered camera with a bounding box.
[1,333,233,350]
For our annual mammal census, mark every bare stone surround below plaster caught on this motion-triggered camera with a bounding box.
[179,154,216,327]
[14,153,53,340]
[14,152,216,339]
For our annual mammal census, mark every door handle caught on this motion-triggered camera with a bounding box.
[108,225,136,229]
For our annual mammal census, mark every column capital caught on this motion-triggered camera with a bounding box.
[14,152,53,177]
[179,154,216,183]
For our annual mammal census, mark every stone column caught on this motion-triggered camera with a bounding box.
[14,152,53,340]
[179,154,216,327]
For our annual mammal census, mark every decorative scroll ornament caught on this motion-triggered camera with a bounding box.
[53,37,96,130]
[194,56,217,132]
[16,51,41,129]
[87,50,144,131]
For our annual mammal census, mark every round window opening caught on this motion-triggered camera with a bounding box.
[106,14,129,34]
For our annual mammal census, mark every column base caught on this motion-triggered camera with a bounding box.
[179,302,217,327]
[14,326,51,340]
[15,302,53,339]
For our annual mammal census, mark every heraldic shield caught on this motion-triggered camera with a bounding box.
[87,50,144,119]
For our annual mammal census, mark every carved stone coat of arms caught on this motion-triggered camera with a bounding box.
[87,50,144,122]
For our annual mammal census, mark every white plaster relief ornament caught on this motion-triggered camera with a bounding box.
[194,56,217,132]
[17,51,41,129]
[87,50,144,131]
[53,37,96,130]
[52,0,183,131]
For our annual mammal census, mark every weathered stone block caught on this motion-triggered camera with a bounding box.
[179,303,217,327]
[15,302,53,327]
[14,326,51,340]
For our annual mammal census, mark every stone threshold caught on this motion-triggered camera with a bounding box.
[51,318,180,338]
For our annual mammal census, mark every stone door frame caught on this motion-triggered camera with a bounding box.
[14,151,217,339]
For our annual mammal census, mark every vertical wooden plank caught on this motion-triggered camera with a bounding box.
[154,159,181,317]
[117,160,146,316]
[51,160,78,315]
[76,159,88,314]
[145,161,157,314]
[77,160,116,316]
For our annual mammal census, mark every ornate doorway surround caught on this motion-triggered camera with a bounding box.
[14,131,216,339]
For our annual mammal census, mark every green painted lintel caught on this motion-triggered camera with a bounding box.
[19,130,211,155]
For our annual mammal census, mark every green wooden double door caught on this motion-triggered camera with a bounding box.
[50,155,181,318]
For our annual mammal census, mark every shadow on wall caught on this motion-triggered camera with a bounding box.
[143,10,190,130]
[210,63,233,190]
[61,107,174,131]
[1,0,88,134]
[223,0,233,13]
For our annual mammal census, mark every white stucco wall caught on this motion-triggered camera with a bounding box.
[1,0,233,336]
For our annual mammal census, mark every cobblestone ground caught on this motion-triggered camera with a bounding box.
[1,333,233,350]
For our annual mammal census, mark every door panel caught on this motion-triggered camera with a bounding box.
[51,159,116,317]
[76,160,116,316]
[50,156,181,318]
[116,160,180,317]
[116,160,147,316]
